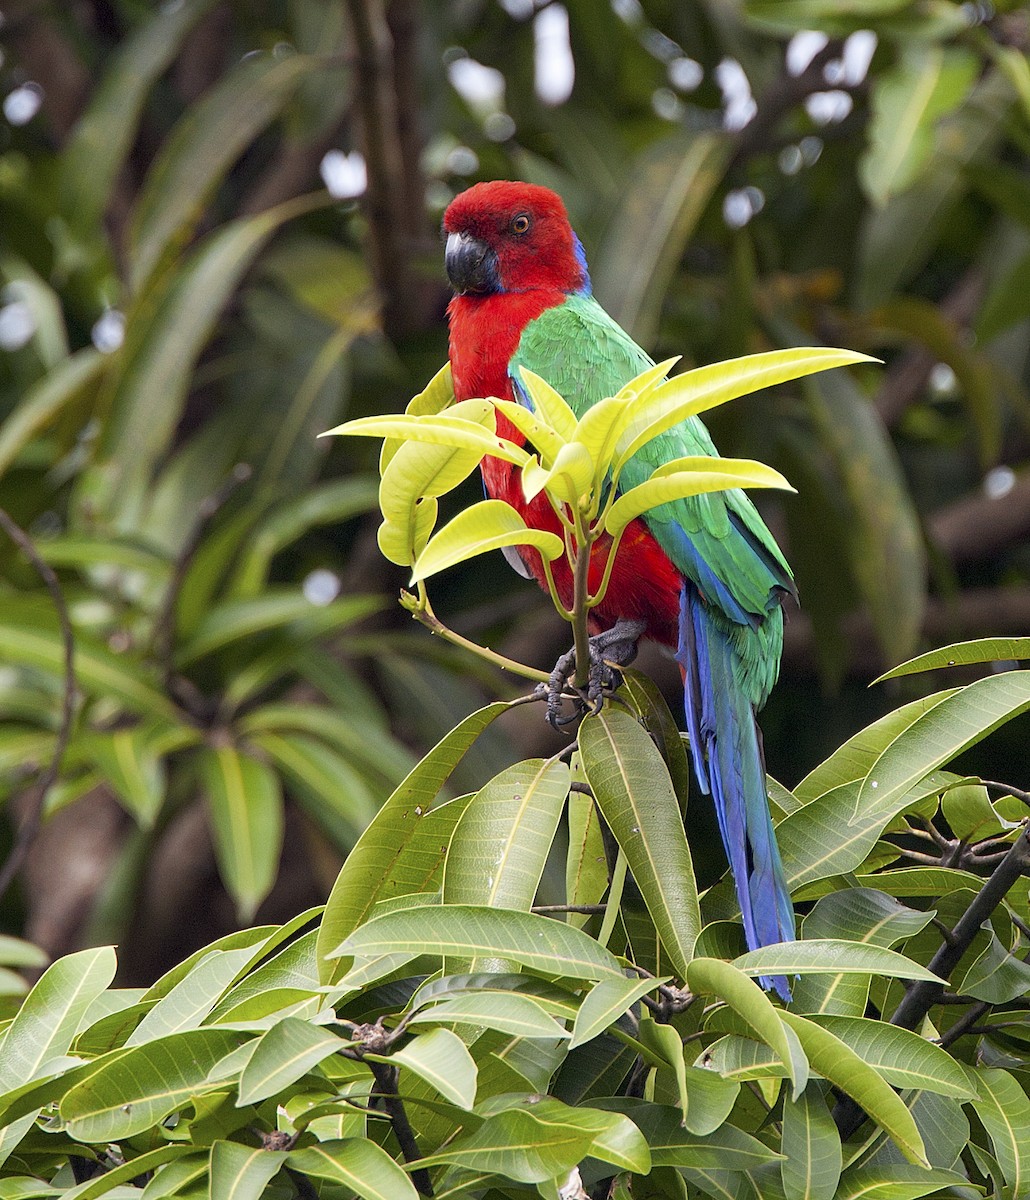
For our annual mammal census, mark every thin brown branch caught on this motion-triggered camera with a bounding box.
[366,1060,433,1196]
[0,509,76,901]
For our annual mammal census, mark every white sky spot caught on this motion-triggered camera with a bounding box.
[805,90,853,125]
[498,0,535,16]
[779,144,804,175]
[320,150,367,199]
[484,111,517,141]
[842,31,877,86]
[303,569,342,607]
[448,56,506,114]
[799,135,823,164]
[786,30,828,77]
[652,87,683,121]
[91,309,125,354]
[715,59,756,131]
[4,83,43,126]
[723,186,765,228]
[823,59,846,85]
[0,301,35,350]
[983,466,1016,500]
[668,56,703,92]
[611,0,644,22]
[929,362,957,395]
[534,4,575,106]
[446,145,479,174]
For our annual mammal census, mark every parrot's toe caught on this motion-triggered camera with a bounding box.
[541,619,646,728]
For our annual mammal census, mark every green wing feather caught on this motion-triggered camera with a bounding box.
[511,293,793,707]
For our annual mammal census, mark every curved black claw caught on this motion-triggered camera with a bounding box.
[539,619,647,730]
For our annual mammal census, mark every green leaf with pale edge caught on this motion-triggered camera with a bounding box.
[317,702,511,983]
[778,1012,927,1167]
[0,946,116,1091]
[733,940,939,982]
[443,759,570,913]
[373,1027,477,1110]
[570,975,668,1049]
[208,1140,284,1200]
[420,1095,649,1182]
[613,348,875,468]
[59,1028,245,1141]
[811,1017,974,1099]
[876,637,1030,682]
[287,1139,418,1199]
[198,747,283,922]
[969,1067,1030,1196]
[781,1085,841,1200]
[236,1018,351,1106]
[60,1144,195,1200]
[685,957,808,1097]
[605,458,793,538]
[330,904,623,980]
[599,1100,783,1171]
[581,708,700,976]
[323,412,527,465]
[126,947,254,1046]
[408,991,569,1039]
[833,1165,972,1200]
[411,498,562,583]
[857,671,1030,810]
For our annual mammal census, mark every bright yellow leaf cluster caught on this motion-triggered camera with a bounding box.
[322,347,872,603]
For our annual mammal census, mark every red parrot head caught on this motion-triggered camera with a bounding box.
[443,181,590,297]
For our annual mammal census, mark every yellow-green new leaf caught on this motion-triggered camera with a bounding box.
[411,499,563,583]
[612,357,681,402]
[516,367,577,441]
[573,398,629,486]
[614,348,875,469]
[521,441,595,505]
[322,412,528,466]
[491,399,567,464]
[380,361,456,475]
[605,458,794,539]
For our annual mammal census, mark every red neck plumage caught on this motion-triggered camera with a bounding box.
[447,289,567,443]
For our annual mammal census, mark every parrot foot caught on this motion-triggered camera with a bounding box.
[538,619,647,730]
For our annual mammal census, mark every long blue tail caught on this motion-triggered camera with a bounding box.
[676,586,795,1001]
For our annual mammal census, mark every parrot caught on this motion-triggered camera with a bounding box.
[442,180,796,997]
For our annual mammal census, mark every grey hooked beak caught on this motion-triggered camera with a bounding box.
[445,231,500,295]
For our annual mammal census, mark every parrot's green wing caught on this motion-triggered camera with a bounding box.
[511,293,794,654]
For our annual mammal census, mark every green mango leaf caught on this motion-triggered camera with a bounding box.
[620,669,692,807]
[128,52,314,291]
[421,1095,649,1182]
[833,1165,977,1200]
[380,1026,477,1110]
[860,46,978,207]
[287,1139,418,1199]
[969,1067,1030,1196]
[606,457,794,538]
[0,946,116,1091]
[614,348,874,469]
[0,348,105,481]
[60,1028,246,1141]
[778,1013,927,1167]
[581,708,701,977]
[59,0,219,236]
[956,928,1030,1003]
[408,992,569,1039]
[443,759,570,913]
[62,1145,196,1200]
[875,637,1030,682]
[811,1017,974,1098]
[781,1084,841,1200]
[570,974,669,1050]
[411,498,563,583]
[330,904,623,981]
[979,247,1030,342]
[84,726,170,829]
[601,1100,783,1171]
[565,784,609,930]
[0,936,47,971]
[515,367,578,441]
[208,1140,284,1200]
[316,702,512,981]
[733,940,940,983]
[126,947,255,1047]
[685,958,808,1098]
[199,747,283,923]
[236,1018,351,1106]
[857,672,1030,811]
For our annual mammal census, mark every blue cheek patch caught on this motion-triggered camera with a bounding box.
[572,233,592,295]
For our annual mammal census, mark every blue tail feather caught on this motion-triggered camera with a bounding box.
[676,586,795,1002]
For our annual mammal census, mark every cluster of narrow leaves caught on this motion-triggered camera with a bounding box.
[324,348,870,607]
[0,637,1027,1198]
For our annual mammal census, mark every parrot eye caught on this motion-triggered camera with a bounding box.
[510,213,531,235]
